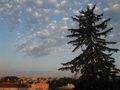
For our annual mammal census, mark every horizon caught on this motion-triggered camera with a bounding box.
[0,0,120,76]
[0,70,73,77]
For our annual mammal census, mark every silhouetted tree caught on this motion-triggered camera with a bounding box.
[59,4,120,90]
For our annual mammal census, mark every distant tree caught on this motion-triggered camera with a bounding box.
[48,79,64,89]
[48,77,76,90]
[59,4,120,89]
[1,76,19,82]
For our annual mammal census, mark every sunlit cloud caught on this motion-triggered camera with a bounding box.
[36,29,50,38]
[110,4,120,12]
[0,0,120,57]
[26,7,32,13]
[35,0,43,5]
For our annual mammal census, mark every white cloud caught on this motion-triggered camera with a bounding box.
[103,7,109,12]
[56,0,67,7]
[110,4,120,12]
[48,0,58,7]
[88,3,94,10]
[36,29,50,38]
[44,38,56,46]
[35,0,43,5]
[33,11,40,17]
[25,44,50,56]
[1,0,120,57]
[16,0,26,4]
[26,7,32,13]
[43,9,65,17]
[53,10,64,15]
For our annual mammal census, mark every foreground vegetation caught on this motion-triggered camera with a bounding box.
[59,4,120,90]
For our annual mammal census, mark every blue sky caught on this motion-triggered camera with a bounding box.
[0,0,120,76]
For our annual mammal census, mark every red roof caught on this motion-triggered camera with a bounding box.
[0,82,28,88]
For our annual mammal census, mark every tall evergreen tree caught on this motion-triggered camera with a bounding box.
[59,5,120,81]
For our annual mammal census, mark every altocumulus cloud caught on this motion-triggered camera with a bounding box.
[0,0,120,57]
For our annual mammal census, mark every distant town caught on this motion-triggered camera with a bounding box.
[0,76,76,90]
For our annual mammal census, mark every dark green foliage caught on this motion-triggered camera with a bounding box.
[48,77,76,90]
[74,78,120,90]
[0,76,19,82]
[59,4,120,89]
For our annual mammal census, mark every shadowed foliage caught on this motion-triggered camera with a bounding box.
[0,76,19,82]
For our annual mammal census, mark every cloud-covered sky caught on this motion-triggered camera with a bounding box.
[0,0,120,76]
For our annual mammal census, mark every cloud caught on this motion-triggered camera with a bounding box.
[11,1,92,57]
[35,0,43,5]
[56,0,67,7]
[24,44,51,57]
[48,0,58,7]
[110,4,120,12]
[0,0,120,57]
[26,7,32,13]
[103,2,120,43]
[36,29,50,39]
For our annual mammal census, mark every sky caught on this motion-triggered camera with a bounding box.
[0,0,120,76]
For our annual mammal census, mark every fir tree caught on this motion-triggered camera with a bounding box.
[59,4,120,81]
